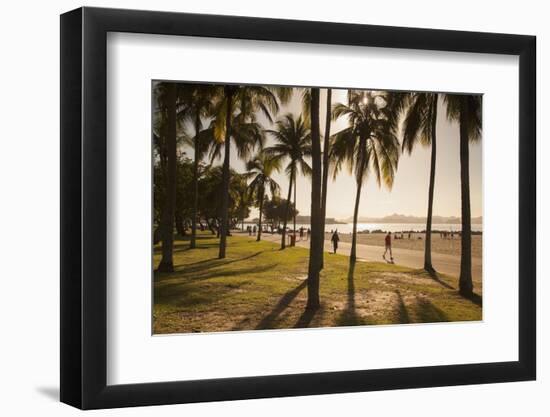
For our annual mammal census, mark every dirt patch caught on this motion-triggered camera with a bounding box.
[326,289,399,323]
[329,300,346,310]
[178,311,247,333]
[281,274,308,283]
[371,272,435,288]
[364,290,400,323]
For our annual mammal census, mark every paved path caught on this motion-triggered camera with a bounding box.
[238,231,482,282]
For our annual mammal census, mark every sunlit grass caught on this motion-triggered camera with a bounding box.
[153,231,482,334]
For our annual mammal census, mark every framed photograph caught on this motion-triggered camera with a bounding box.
[60,6,536,409]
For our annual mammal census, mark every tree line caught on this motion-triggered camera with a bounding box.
[153,82,481,310]
[153,157,297,241]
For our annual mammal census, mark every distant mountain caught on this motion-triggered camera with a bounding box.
[338,213,482,224]
[295,215,346,224]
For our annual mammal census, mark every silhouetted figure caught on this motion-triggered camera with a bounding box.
[331,230,340,254]
[383,232,393,262]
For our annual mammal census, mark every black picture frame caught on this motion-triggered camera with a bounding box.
[60,6,536,410]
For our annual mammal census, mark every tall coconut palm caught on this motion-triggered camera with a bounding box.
[181,85,219,249]
[306,88,322,310]
[320,88,333,269]
[156,82,178,272]
[265,114,312,249]
[214,86,289,258]
[245,154,281,241]
[401,92,439,272]
[331,90,400,262]
[444,94,482,297]
[235,185,252,231]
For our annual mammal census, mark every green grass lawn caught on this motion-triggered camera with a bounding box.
[153,232,482,334]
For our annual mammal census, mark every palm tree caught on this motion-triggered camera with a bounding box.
[235,185,252,231]
[444,94,482,297]
[204,113,265,238]
[401,92,439,272]
[265,114,312,249]
[331,90,400,262]
[214,86,289,258]
[156,82,178,272]
[306,88,322,310]
[181,85,218,249]
[245,153,281,241]
[320,88,332,269]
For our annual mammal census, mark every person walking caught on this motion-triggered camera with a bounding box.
[331,229,340,254]
[383,231,393,262]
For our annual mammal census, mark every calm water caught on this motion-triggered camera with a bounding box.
[244,222,482,234]
[322,223,482,234]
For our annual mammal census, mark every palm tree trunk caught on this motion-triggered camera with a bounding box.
[293,175,297,238]
[350,177,363,262]
[158,83,177,272]
[257,190,264,242]
[190,113,201,249]
[350,135,367,262]
[306,88,322,310]
[207,218,216,235]
[281,168,295,249]
[459,106,473,296]
[320,88,332,270]
[218,91,233,259]
[424,95,438,272]
[175,211,186,236]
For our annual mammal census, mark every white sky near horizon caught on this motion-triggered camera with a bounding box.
[179,87,482,221]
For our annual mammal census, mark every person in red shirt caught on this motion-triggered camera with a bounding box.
[383,232,393,262]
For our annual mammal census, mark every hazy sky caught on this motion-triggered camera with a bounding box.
[183,87,482,221]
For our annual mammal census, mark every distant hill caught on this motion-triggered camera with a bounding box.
[339,213,482,224]
[295,215,346,224]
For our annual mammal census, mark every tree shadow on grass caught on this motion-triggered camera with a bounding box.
[463,292,483,307]
[180,250,264,271]
[410,269,482,308]
[336,260,367,327]
[154,237,219,254]
[423,269,455,290]
[175,241,220,251]
[254,280,307,330]
[155,271,263,309]
[394,290,410,324]
[294,306,320,328]
[155,251,266,281]
[178,234,216,241]
[414,297,449,322]
[157,263,279,293]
